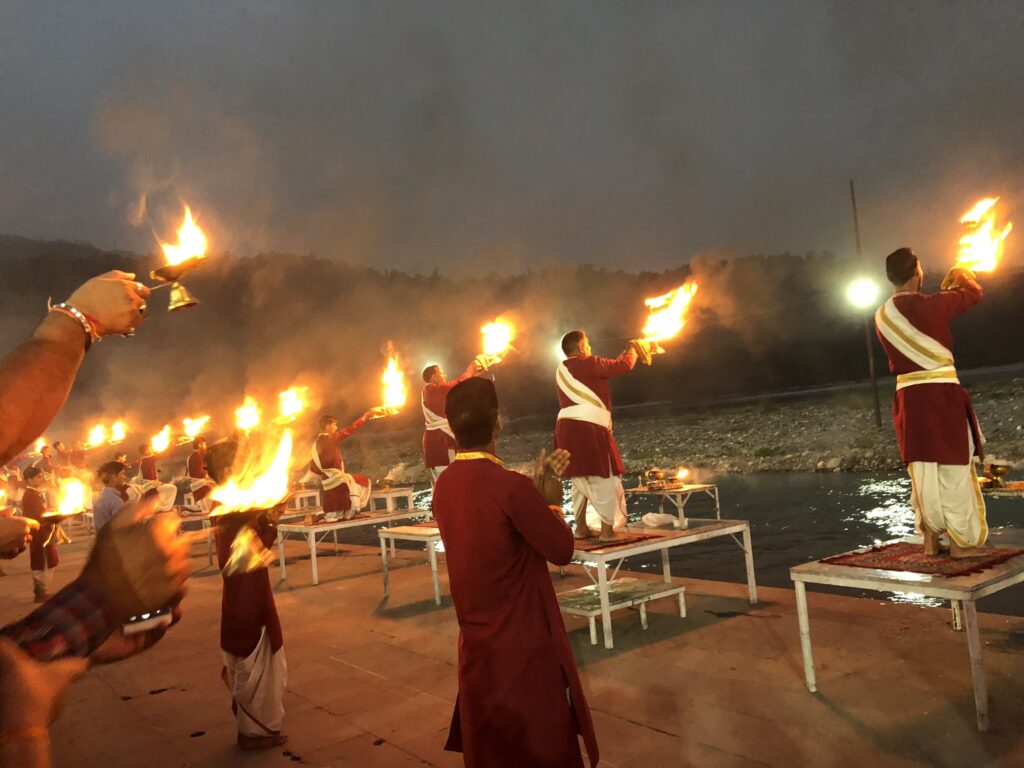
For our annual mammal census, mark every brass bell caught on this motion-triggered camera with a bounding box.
[167,282,199,312]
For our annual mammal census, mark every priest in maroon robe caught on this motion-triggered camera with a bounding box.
[207,440,287,751]
[421,359,481,485]
[186,436,213,508]
[433,377,599,768]
[308,411,382,520]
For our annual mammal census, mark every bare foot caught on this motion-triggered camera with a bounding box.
[574,528,596,540]
[598,523,617,542]
[950,542,985,559]
[923,529,949,557]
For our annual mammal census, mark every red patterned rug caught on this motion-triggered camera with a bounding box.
[573,533,663,552]
[821,541,1024,576]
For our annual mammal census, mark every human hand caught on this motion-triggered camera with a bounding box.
[534,448,570,506]
[940,266,977,292]
[366,406,397,421]
[0,516,38,559]
[0,637,88,730]
[65,270,151,337]
[79,501,190,623]
[90,604,182,666]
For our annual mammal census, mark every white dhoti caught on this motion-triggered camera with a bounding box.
[127,481,177,512]
[908,428,987,548]
[571,475,627,532]
[223,629,287,737]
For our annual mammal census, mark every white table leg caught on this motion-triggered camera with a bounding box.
[742,526,758,604]
[660,547,672,583]
[380,536,390,598]
[678,591,687,618]
[962,601,989,731]
[333,528,338,555]
[794,581,816,692]
[278,531,287,581]
[589,617,597,645]
[598,562,614,650]
[639,602,648,630]
[429,543,441,606]
[308,531,320,586]
[387,495,395,513]
[388,520,396,557]
[713,487,721,519]
[952,600,964,632]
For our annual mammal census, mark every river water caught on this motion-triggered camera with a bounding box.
[405,472,1024,616]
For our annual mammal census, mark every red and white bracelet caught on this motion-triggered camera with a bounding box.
[47,299,100,351]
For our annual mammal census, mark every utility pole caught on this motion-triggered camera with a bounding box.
[850,178,882,430]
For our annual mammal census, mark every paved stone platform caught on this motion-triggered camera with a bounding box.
[2,532,1024,767]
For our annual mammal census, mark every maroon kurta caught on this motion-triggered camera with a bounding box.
[69,449,87,470]
[140,455,160,482]
[433,454,599,768]
[875,284,983,465]
[187,449,211,502]
[22,488,58,571]
[213,510,283,657]
[554,350,637,478]
[309,417,367,513]
[421,380,462,468]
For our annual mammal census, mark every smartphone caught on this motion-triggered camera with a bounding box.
[122,607,174,636]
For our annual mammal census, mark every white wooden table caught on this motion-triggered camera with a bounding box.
[368,486,415,513]
[378,525,443,606]
[562,519,757,649]
[277,509,429,586]
[624,482,721,526]
[286,487,323,512]
[790,542,1024,731]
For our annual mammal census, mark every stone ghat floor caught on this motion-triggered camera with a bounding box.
[3,531,1024,767]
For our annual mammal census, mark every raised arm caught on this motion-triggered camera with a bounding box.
[594,345,639,379]
[0,272,149,465]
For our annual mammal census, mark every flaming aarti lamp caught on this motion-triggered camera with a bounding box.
[151,205,208,312]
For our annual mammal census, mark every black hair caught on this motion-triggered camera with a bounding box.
[885,247,919,286]
[422,364,441,383]
[446,378,499,450]
[561,330,585,356]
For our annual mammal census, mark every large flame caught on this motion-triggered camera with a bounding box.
[86,423,107,448]
[235,396,261,432]
[110,421,127,443]
[160,205,208,266]
[34,438,47,455]
[642,282,699,343]
[277,387,307,423]
[183,415,211,439]
[150,425,172,453]
[54,478,86,517]
[957,197,1013,273]
[209,430,293,516]
[380,355,407,412]
[481,319,515,362]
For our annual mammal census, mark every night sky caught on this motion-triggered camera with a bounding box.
[1,1,1021,273]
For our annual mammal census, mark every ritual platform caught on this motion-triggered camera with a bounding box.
[624,480,721,525]
[791,539,1024,731]
[378,524,443,606]
[560,519,757,649]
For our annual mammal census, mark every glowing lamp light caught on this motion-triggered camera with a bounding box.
[235,396,261,432]
[846,277,880,309]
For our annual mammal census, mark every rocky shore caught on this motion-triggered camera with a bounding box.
[347,377,1024,483]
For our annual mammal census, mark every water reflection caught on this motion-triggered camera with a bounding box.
[851,477,915,539]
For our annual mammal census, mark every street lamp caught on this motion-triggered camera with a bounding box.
[845,276,882,429]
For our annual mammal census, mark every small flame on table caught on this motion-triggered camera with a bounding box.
[957,197,1013,273]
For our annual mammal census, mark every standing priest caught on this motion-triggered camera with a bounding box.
[875,247,987,557]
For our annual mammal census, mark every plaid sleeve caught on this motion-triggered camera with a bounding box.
[0,577,116,661]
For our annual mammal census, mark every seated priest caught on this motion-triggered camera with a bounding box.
[307,410,389,521]
[432,378,599,768]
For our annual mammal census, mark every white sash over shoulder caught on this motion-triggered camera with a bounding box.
[422,390,455,439]
[556,362,612,429]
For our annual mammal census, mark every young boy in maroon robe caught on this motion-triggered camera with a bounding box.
[206,440,287,751]
[21,467,58,602]
[432,378,599,768]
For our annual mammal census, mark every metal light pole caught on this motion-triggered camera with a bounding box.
[850,179,882,430]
